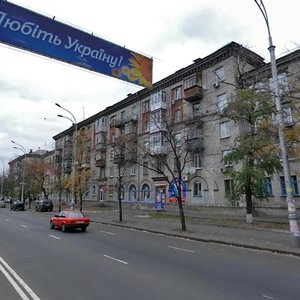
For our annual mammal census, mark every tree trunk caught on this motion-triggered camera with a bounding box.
[178,198,186,231]
[118,177,123,222]
[118,196,122,222]
[245,181,253,224]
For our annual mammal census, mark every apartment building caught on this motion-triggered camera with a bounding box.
[51,41,300,208]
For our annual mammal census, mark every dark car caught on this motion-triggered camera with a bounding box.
[10,200,25,211]
[35,199,53,212]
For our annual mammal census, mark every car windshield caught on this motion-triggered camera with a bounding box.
[68,211,84,218]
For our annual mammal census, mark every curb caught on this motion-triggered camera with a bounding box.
[91,219,300,258]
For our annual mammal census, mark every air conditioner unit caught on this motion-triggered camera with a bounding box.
[213,81,220,88]
[220,167,226,173]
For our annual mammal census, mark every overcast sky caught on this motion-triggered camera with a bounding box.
[1,0,300,168]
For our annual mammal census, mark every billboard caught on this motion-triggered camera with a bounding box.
[0,1,153,88]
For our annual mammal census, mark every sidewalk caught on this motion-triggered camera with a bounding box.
[83,202,300,257]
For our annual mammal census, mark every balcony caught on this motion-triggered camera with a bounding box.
[125,152,137,162]
[185,113,203,126]
[185,138,204,152]
[150,144,168,156]
[150,121,166,133]
[95,158,106,167]
[184,85,203,103]
[96,142,107,151]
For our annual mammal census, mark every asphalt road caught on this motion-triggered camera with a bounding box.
[1,208,300,300]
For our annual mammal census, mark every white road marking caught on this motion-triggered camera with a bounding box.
[49,235,61,240]
[100,230,115,235]
[5,219,10,222]
[104,255,128,265]
[168,246,195,253]
[0,256,41,300]
[0,264,30,300]
[20,224,28,228]
[262,295,274,300]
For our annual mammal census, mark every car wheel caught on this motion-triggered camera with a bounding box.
[50,221,54,229]
[81,226,87,232]
[62,224,67,232]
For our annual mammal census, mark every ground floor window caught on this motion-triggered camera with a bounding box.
[193,181,202,197]
[264,177,273,196]
[129,184,136,201]
[224,179,234,197]
[280,175,299,196]
[141,184,150,201]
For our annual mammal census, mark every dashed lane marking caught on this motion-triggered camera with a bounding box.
[168,246,195,253]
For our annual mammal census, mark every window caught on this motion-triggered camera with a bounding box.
[109,185,114,196]
[110,115,116,126]
[172,86,182,101]
[131,164,136,176]
[173,157,182,172]
[120,111,126,123]
[215,67,225,85]
[174,109,182,123]
[175,132,181,143]
[269,72,289,101]
[143,162,149,175]
[224,179,234,197]
[143,100,150,113]
[109,166,114,177]
[280,175,299,196]
[143,120,150,133]
[222,149,232,166]
[184,75,197,89]
[217,93,227,113]
[193,182,202,196]
[129,184,136,201]
[100,167,105,178]
[193,154,201,168]
[131,105,138,119]
[264,177,273,196]
[141,184,150,201]
[220,121,230,138]
[193,103,201,117]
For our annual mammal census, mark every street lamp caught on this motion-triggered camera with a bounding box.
[11,140,27,203]
[56,103,78,209]
[0,159,5,199]
[254,0,300,247]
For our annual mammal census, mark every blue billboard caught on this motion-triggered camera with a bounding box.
[0,1,153,88]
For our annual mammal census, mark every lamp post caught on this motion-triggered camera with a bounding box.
[56,103,78,210]
[11,141,26,203]
[0,159,5,199]
[254,0,300,247]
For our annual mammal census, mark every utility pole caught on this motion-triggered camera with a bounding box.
[255,0,300,247]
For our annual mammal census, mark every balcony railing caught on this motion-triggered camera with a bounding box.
[184,85,203,102]
[185,138,204,152]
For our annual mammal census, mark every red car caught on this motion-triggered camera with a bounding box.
[50,210,90,232]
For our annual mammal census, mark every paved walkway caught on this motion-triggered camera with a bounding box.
[83,203,300,257]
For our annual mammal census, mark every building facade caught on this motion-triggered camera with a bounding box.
[47,41,300,208]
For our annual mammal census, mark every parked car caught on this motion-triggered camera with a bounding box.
[50,210,90,232]
[35,199,53,212]
[0,199,5,208]
[10,200,25,211]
